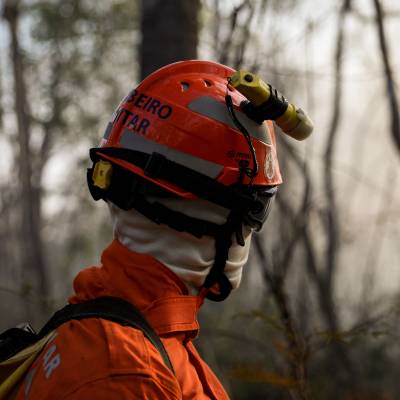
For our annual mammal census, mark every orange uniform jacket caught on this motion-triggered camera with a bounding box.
[16,240,230,399]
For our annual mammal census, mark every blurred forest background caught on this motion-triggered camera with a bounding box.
[0,0,400,399]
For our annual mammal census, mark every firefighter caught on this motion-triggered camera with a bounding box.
[15,60,311,399]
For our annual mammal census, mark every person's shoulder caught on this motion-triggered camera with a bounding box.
[16,318,180,400]
[57,318,152,371]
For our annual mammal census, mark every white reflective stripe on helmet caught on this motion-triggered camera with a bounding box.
[188,96,272,145]
[120,129,224,179]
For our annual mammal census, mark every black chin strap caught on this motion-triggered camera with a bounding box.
[202,210,244,301]
[129,196,243,301]
[121,196,241,301]
[131,196,242,301]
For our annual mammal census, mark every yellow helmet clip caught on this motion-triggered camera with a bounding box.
[92,160,112,190]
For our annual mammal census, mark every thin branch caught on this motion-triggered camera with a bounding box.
[212,0,221,59]
[323,0,351,287]
[274,137,313,279]
[359,169,398,318]
[254,236,312,400]
[318,1,360,389]
[373,0,400,155]
[203,327,270,353]
[233,2,255,69]
[219,0,251,65]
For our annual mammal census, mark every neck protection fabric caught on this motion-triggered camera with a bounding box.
[108,198,252,294]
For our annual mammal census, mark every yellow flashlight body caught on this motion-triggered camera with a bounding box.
[229,70,313,141]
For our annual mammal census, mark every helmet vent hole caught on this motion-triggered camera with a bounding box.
[204,79,212,87]
[181,82,190,91]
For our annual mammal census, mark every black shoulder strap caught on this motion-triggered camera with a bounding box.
[39,297,174,374]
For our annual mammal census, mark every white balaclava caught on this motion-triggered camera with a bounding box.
[108,197,253,294]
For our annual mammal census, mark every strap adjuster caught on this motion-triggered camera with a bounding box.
[144,152,167,179]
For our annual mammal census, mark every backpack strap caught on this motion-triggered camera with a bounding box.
[38,297,174,374]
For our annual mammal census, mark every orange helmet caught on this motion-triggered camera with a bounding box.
[87,60,282,301]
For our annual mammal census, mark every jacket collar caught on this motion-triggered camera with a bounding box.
[69,239,203,338]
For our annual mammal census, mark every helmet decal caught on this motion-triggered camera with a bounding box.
[123,89,174,120]
[107,89,175,138]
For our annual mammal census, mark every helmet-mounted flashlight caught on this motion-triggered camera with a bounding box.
[229,70,314,141]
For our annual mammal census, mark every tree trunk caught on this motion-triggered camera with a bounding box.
[3,0,49,310]
[139,0,200,79]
